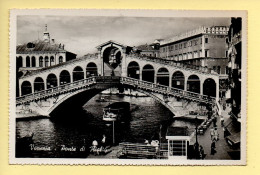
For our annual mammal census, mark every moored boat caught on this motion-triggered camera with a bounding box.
[103,102,130,121]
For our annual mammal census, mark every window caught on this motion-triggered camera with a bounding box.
[179,44,182,49]
[45,56,49,67]
[184,42,187,48]
[213,66,216,71]
[59,56,63,63]
[217,66,221,74]
[169,140,186,156]
[205,50,209,57]
[31,56,36,67]
[175,45,178,50]
[205,38,208,43]
[226,66,229,75]
[194,40,198,45]
[194,51,198,58]
[26,56,30,67]
[50,56,54,66]
[39,57,43,67]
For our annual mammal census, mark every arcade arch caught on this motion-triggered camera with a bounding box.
[86,62,98,77]
[103,46,122,69]
[203,78,216,97]
[21,81,32,95]
[157,67,169,86]
[34,77,44,92]
[187,75,200,93]
[73,66,84,81]
[142,64,155,83]
[47,73,58,89]
[127,61,140,79]
[172,71,185,90]
[60,70,71,85]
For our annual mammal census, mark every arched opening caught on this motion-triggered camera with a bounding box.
[39,56,43,67]
[47,73,58,89]
[127,61,140,79]
[103,46,122,69]
[157,67,169,86]
[142,64,155,83]
[187,75,200,93]
[31,56,36,67]
[50,56,54,66]
[203,78,216,97]
[172,71,185,90]
[26,56,30,67]
[59,56,63,64]
[17,56,23,68]
[21,81,32,95]
[45,56,49,67]
[60,70,71,85]
[34,77,44,92]
[73,66,84,81]
[86,62,98,77]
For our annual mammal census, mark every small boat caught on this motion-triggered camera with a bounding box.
[96,97,108,102]
[103,102,130,121]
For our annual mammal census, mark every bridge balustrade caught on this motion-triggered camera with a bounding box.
[17,76,216,105]
[17,77,96,104]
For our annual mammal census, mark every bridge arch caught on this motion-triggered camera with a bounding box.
[60,70,71,85]
[142,64,155,83]
[73,66,84,81]
[21,81,32,95]
[157,67,169,86]
[34,77,45,92]
[127,61,140,79]
[172,71,185,90]
[203,78,216,97]
[187,74,200,93]
[47,73,58,89]
[86,62,98,77]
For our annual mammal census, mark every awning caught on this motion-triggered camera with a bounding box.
[226,132,241,146]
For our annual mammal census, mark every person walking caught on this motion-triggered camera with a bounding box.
[213,127,219,141]
[220,116,224,127]
[210,127,214,140]
[211,140,216,155]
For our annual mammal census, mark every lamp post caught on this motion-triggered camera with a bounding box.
[194,114,200,159]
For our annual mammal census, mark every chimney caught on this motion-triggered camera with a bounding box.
[62,44,65,49]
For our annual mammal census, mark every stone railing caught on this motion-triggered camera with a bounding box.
[16,77,97,105]
[17,76,216,105]
[127,53,217,76]
[120,77,215,104]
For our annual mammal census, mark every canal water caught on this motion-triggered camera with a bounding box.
[16,93,198,158]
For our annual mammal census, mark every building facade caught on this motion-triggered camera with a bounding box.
[16,25,77,96]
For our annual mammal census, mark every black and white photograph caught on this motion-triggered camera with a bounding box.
[9,9,247,165]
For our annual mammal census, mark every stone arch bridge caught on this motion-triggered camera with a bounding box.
[17,41,220,118]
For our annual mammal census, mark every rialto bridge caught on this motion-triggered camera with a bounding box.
[16,41,220,118]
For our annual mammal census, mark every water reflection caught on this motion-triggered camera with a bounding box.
[16,93,198,158]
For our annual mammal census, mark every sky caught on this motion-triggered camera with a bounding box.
[17,16,231,57]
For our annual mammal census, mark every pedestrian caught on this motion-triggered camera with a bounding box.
[220,116,224,127]
[213,127,219,141]
[211,140,216,155]
[213,115,217,127]
[101,134,106,148]
[210,127,214,140]
[199,145,205,159]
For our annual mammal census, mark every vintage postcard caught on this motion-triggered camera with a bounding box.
[9,9,247,165]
